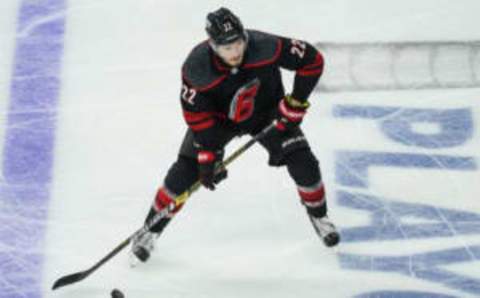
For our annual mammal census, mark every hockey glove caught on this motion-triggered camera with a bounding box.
[276,94,310,131]
[198,150,228,191]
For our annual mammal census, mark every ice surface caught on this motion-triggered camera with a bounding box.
[0,1,479,297]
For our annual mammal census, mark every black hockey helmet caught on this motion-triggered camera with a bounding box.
[206,7,247,46]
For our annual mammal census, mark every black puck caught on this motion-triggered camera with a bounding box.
[111,288,125,298]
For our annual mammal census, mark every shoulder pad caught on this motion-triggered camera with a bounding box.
[182,41,226,92]
[243,30,282,68]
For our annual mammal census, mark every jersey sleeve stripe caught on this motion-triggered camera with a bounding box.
[182,72,227,92]
[189,119,216,131]
[183,111,215,122]
[297,52,324,76]
[297,68,324,76]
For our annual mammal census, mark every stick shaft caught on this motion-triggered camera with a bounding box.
[52,122,276,290]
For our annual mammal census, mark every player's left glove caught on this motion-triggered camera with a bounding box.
[198,150,228,191]
[275,94,310,131]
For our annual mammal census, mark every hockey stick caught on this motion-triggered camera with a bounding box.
[52,122,277,290]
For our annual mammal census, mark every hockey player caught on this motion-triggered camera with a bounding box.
[131,7,340,263]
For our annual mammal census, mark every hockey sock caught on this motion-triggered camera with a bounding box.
[297,181,327,218]
[285,149,328,218]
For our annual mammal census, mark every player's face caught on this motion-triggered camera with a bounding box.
[215,38,246,67]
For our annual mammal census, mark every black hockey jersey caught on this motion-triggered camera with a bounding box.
[180,30,323,149]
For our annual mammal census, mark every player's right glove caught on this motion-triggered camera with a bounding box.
[276,94,310,131]
[198,150,228,191]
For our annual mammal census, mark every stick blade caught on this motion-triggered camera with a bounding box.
[52,271,88,290]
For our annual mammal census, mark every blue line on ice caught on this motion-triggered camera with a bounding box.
[0,1,66,297]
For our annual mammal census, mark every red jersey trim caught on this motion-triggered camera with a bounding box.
[183,111,214,123]
[243,38,283,69]
[296,52,324,76]
[189,119,215,131]
[182,71,227,92]
[297,68,323,76]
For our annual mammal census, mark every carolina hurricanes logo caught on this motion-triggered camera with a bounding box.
[229,78,261,123]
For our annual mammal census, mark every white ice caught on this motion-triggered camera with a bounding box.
[0,0,479,297]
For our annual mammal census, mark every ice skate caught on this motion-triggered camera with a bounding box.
[309,215,340,247]
[130,230,157,266]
